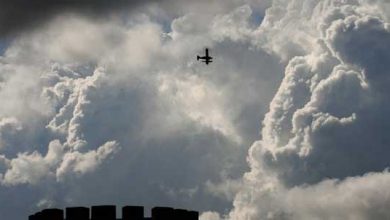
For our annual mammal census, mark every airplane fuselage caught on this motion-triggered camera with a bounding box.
[197,48,213,65]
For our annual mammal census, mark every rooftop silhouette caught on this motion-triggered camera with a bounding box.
[29,205,199,220]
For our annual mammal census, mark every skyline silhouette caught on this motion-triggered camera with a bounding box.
[29,205,199,220]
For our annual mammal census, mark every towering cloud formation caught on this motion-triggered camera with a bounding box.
[222,0,390,219]
[0,1,278,219]
[1,0,390,219]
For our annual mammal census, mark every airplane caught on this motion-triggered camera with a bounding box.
[197,48,213,65]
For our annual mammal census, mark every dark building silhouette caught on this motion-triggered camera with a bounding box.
[151,207,175,220]
[122,206,144,220]
[66,207,90,220]
[188,211,199,220]
[29,205,199,220]
[29,209,63,220]
[172,209,187,220]
[91,206,116,220]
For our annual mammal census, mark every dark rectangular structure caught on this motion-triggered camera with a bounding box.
[66,207,90,220]
[91,205,116,220]
[33,212,44,220]
[41,209,63,220]
[151,207,174,220]
[122,206,144,220]
[28,213,38,220]
[173,209,188,220]
[29,205,199,220]
[188,211,199,220]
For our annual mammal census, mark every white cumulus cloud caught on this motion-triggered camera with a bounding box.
[225,0,390,219]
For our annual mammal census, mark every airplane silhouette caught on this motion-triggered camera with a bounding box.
[197,48,213,65]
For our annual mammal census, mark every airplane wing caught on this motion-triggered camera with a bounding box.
[197,48,213,65]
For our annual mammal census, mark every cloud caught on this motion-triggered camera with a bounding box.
[200,211,223,220]
[0,117,22,150]
[1,140,58,186]
[0,2,281,219]
[0,0,270,39]
[0,0,155,38]
[4,0,390,219]
[227,170,390,220]
[225,0,390,219]
[56,141,119,181]
[1,139,119,185]
[251,0,390,185]
[283,171,390,220]
[211,5,254,43]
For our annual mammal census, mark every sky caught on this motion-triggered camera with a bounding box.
[0,0,389,219]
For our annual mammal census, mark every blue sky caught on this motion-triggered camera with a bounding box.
[0,40,9,55]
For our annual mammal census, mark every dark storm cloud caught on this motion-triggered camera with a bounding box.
[0,0,154,37]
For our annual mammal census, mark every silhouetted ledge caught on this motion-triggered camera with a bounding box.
[29,205,199,220]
